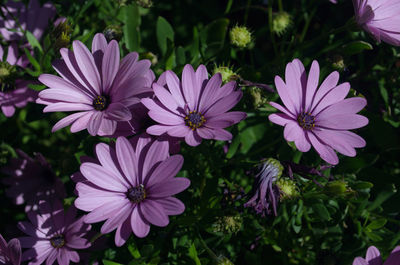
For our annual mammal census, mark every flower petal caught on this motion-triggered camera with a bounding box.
[131,206,150,238]
[155,197,185,215]
[102,40,120,94]
[307,132,339,165]
[80,162,128,192]
[147,178,190,198]
[116,137,137,187]
[146,155,184,187]
[139,200,169,227]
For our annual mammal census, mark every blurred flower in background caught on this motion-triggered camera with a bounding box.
[0,234,21,265]
[353,246,400,265]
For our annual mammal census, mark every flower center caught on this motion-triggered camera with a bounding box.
[297,112,315,130]
[50,235,65,248]
[185,110,206,130]
[92,95,108,111]
[127,185,146,203]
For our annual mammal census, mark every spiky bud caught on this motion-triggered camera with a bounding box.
[272,11,292,36]
[229,25,252,48]
[213,65,240,84]
[51,19,72,51]
[276,178,299,200]
[135,0,153,8]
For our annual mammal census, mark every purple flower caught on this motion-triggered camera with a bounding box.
[0,234,21,265]
[244,158,283,217]
[353,246,400,265]
[74,136,190,246]
[37,33,154,136]
[0,0,56,43]
[18,201,91,265]
[1,150,65,211]
[268,59,368,165]
[0,44,37,117]
[353,0,400,46]
[142,64,247,146]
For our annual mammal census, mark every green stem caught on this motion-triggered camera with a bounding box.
[268,5,278,56]
[278,0,283,12]
[244,0,252,24]
[198,233,220,264]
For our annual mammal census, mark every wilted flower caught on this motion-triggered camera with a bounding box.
[0,234,21,265]
[353,246,400,265]
[244,158,283,217]
[0,0,56,43]
[0,44,37,117]
[272,11,292,36]
[1,149,65,211]
[74,136,190,246]
[37,33,154,136]
[229,25,252,48]
[352,0,400,46]
[18,201,91,265]
[142,65,246,146]
[269,59,368,165]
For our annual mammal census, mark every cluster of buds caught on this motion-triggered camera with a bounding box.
[51,18,72,51]
[212,215,243,234]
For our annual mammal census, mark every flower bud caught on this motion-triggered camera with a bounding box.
[103,25,123,42]
[212,215,242,234]
[0,61,17,92]
[140,52,158,65]
[331,55,345,71]
[249,86,269,108]
[213,65,240,84]
[51,19,72,51]
[324,180,348,196]
[229,25,252,48]
[135,0,153,8]
[272,11,292,36]
[276,178,299,199]
[217,255,234,265]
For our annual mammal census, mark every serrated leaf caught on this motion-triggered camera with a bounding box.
[156,16,174,56]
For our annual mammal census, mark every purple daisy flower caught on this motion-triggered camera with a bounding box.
[353,0,400,46]
[0,44,37,117]
[244,158,283,217]
[1,149,65,211]
[0,0,56,43]
[268,59,368,165]
[0,234,21,265]
[353,246,400,265]
[74,136,190,246]
[18,201,91,265]
[142,64,247,146]
[37,33,154,136]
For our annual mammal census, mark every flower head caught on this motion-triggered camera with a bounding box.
[353,0,400,46]
[272,11,292,36]
[244,158,283,217]
[1,150,65,211]
[0,0,56,43]
[37,33,154,136]
[142,65,246,146]
[269,59,368,165]
[353,246,400,265]
[229,25,252,48]
[0,44,37,117]
[74,136,190,246]
[0,234,21,265]
[18,201,91,265]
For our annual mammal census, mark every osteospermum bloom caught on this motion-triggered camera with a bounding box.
[269,59,368,165]
[0,44,37,117]
[18,201,91,265]
[353,0,400,46]
[142,64,246,146]
[353,246,400,265]
[244,158,283,217]
[74,136,190,246]
[37,33,154,136]
[0,234,21,265]
[0,0,56,43]
[1,150,65,211]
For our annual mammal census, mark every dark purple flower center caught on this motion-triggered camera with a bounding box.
[185,110,206,130]
[297,112,315,130]
[127,185,146,203]
[92,95,108,111]
[50,235,65,248]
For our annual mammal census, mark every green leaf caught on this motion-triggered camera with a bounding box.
[156,16,174,56]
[102,260,123,265]
[365,231,383,242]
[367,219,387,230]
[200,18,229,59]
[342,41,373,55]
[188,243,201,265]
[367,189,396,211]
[312,203,331,221]
[26,31,43,53]
[353,181,374,190]
[176,46,186,65]
[123,4,141,51]
[23,48,41,71]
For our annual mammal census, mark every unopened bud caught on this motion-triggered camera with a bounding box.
[230,25,252,48]
[135,0,153,8]
[52,19,72,51]
[272,12,292,36]
[276,178,299,199]
[103,25,123,42]
[249,86,268,108]
[213,65,239,84]
[0,61,17,92]
[331,55,345,71]
[324,180,348,196]
[140,52,158,65]
[217,256,234,265]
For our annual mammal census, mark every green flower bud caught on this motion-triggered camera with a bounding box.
[229,25,252,48]
[324,180,349,196]
[217,255,234,265]
[261,158,284,178]
[331,55,345,71]
[213,65,240,84]
[272,12,292,36]
[276,178,299,199]
[103,25,123,42]
[135,0,153,8]
[249,86,269,108]
[140,52,158,65]
[212,215,242,234]
[52,20,72,51]
[0,61,17,92]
